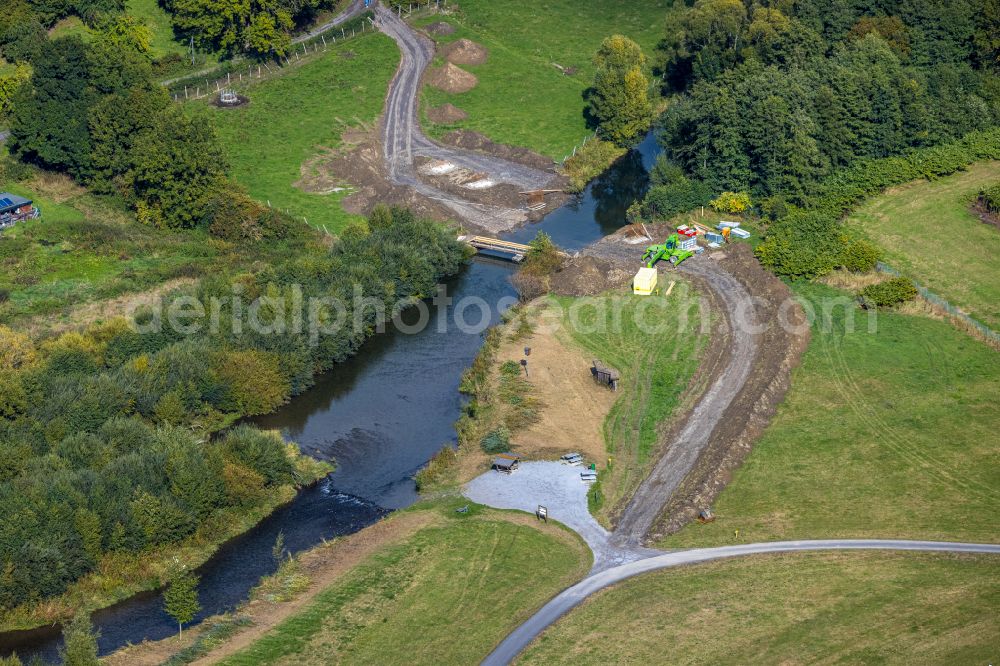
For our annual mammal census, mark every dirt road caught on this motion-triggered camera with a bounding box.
[374,5,556,231]
[610,256,759,545]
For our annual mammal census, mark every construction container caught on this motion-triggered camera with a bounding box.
[633,267,657,295]
[718,220,741,229]
[730,227,751,239]
[705,231,724,244]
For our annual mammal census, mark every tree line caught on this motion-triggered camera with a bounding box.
[0,204,468,613]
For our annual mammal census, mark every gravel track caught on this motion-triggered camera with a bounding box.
[374,5,555,231]
[610,256,759,546]
[291,0,367,44]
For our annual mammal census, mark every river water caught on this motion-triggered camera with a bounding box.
[0,133,658,662]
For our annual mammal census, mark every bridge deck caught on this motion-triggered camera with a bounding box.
[459,235,569,262]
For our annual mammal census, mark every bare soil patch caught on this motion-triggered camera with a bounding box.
[549,256,633,297]
[426,102,468,124]
[424,21,455,36]
[426,62,478,93]
[498,313,618,464]
[583,228,810,540]
[971,200,1000,230]
[440,38,488,66]
[440,129,561,173]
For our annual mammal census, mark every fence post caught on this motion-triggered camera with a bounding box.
[184,86,188,99]
[322,35,326,48]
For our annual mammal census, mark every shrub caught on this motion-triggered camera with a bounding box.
[978,183,1000,214]
[560,138,627,192]
[480,425,511,454]
[709,191,752,214]
[635,178,714,221]
[859,277,918,308]
[499,360,522,377]
[841,238,881,272]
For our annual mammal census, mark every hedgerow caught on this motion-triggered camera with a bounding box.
[756,128,1000,278]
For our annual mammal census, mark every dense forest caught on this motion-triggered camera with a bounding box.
[629,0,1000,276]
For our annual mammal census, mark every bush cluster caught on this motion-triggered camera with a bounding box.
[859,277,918,308]
[756,128,1000,278]
[978,183,1000,214]
[0,207,467,612]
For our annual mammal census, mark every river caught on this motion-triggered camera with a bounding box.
[0,132,658,663]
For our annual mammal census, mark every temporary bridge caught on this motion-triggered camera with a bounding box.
[459,235,570,263]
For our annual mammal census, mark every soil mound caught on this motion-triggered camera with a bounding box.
[440,129,558,172]
[425,62,478,93]
[441,38,488,65]
[425,21,455,36]
[549,256,633,297]
[426,103,468,123]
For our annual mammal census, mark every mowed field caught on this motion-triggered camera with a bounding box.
[518,551,1000,664]
[659,282,1000,548]
[210,34,399,233]
[216,503,591,666]
[415,0,671,159]
[551,288,706,526]
[847,161,1000,328]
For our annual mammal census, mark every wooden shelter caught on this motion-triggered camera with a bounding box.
[591,360,620,391]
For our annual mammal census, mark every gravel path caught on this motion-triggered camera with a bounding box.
[482,539,1000,665]
[611,255,759,546]
[464,462,658,572]
[374,5,556,231]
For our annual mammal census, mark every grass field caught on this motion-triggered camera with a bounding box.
[210,34,399,233]
[415,0,671,159]
[847,161,1000,329]
[551,288,707,525]
[217,502,591,665]
[659,282,1000,548]
[519,551,1000,664]
[0,176,224,327]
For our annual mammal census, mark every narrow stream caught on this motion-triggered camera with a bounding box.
[0,133,659,663]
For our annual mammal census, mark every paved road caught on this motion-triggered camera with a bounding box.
[610,256,759,546]
[482,539,1000,665]
[374,5,554,231]
[291,0,367,44]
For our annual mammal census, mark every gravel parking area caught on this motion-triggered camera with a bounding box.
[464,461,658,571]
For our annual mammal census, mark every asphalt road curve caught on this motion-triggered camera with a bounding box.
[482,539,1000,665]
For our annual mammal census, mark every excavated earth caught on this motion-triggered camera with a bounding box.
[425,61,478,93]
[440,38,489,65]
[426,103,468,123]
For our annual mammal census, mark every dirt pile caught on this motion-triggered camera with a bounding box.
[440,38,488,65]
[425,62,478,93]
[426,103,468,123]
[549,256,633,296]
[441,129,559,173]
[425,21,455,36]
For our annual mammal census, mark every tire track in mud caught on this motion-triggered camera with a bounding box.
[373,5,556,232]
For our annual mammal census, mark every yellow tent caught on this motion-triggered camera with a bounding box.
[633,267,657,295]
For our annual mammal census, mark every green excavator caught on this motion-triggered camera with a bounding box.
[642,233,693,268]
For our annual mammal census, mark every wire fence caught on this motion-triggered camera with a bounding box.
[559,132,599,165]
[876,261,1000,346]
